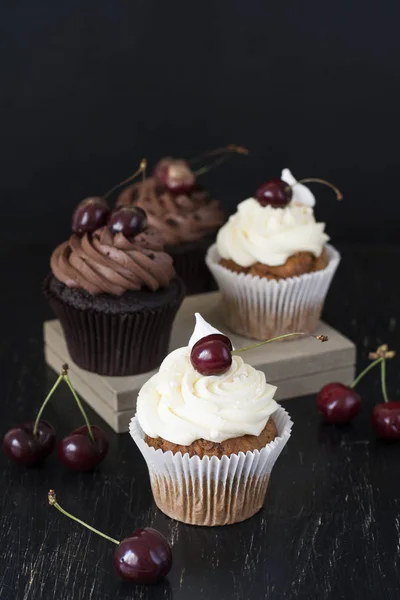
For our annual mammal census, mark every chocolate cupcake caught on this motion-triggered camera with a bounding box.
[206,169,341,340]
[116,158,224,295]
[130,314,293,526]
[44,204,184,376]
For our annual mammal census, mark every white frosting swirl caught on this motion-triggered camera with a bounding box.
[188,312,235,349]
[137,316,278,446]
[217,169,329,268]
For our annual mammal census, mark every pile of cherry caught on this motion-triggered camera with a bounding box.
[2,364,172,585]
[317,344,400,438]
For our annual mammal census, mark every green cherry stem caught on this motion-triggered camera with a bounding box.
[381,359,389,403]
[103,159,147,201]
[286,178,343,201]
[231,332,328,356]
[192,145,248,177]
[32,374,64,438]
[62,365,95,444]
[350,357,383,389]
[48,490,119,545]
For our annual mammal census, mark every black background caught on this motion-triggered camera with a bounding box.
[2,1,400,247]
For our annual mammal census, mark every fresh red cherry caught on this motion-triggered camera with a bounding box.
[58,425,108,471]
[72,197,110,235]
[371,402,400,440]
[49,490,173,585]
[153,158,196,195]
[317,382,361,424]
[114,528,172,584]
[255,179,292,208]
[190,338,232,376]
[192,333,233,352]
[108,206,147,238]
[3,420,56,466]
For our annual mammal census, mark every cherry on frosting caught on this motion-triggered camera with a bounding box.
[72,197,110,235]
[153,158,196,195]
[190,334,233,376]
[255,179,292,208]
[192,333,233,352]
[189,330,328,377]
[108,206,147,238]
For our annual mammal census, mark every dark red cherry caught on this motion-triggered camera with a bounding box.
[192,333,233,352]
[58,425,108,471]
[371,402,400,440]
[108,206,147,238]
[153,158,196,195]
[72,197,110,235]
[190,338,232,376]
[113,528,172,584]
[255,179,292,208]
[3,420,56,466]
[317,382,361,424]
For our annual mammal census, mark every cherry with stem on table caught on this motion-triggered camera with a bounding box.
[58,365,108,471]
[370,346,400,439]
[48,491,172,584]
[2,373,62,466]
[317,344,396,425]
[2,363,108,471]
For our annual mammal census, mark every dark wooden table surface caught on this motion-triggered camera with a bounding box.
[0,243,399,600]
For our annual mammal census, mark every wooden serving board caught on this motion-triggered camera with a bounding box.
[44,292,356,433]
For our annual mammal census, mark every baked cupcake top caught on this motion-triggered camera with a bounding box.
[51,225,176,296]
[136,314,278,445]
[217,169,329,268]
[116,159,224,246]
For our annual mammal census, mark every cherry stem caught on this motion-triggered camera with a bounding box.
[62,367,95,444]
[48,490,120,545]
[286,178,343,201]
[191,144,248,177]
[350,357,383,389]
[231,332,328,355]
[103,159,147,201]
[381,359,389,403]
[33,374,64,438]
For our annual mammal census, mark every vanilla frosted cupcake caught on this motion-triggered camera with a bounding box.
[130,314,292,526]
[206,169,341,340]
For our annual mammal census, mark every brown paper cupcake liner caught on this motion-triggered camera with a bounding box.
[130,407,292,526]
[44,276,185,376]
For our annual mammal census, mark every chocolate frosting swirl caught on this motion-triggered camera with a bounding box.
[51,226,176,296]
[116,178,224,246]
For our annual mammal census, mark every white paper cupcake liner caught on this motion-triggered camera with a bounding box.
[129,406,293,526]
[205,243,340,340]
